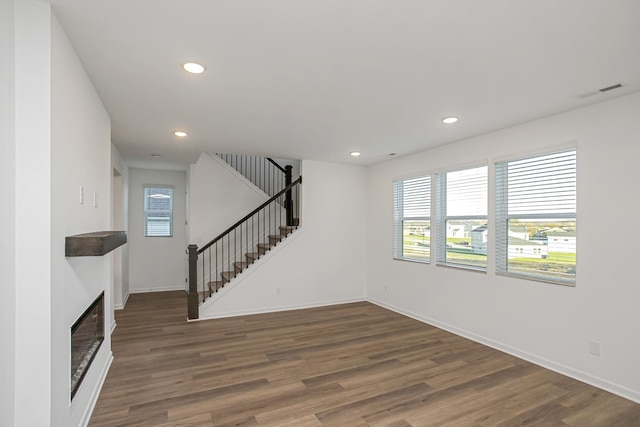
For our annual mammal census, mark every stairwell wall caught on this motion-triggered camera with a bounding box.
[198,160,368,319]
[189,153,272,247]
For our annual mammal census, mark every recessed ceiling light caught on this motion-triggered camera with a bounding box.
[182,62,206,74]
[174,131,188,137]
[350,151,361,157]
[442,116,458,124]
[150,153,162,158]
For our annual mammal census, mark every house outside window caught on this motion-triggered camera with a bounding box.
[393,175,431,262]
[435,165,488,270]
[495,149,576,285]
[144,186,174,237]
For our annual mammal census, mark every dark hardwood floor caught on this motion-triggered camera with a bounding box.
[89,291,640,426]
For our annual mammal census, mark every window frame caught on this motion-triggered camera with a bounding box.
[435,164,488,272]
[393,174,431,263]
[495,149,577,286]
[143,185,174,237]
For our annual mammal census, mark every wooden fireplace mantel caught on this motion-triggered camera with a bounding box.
[65,231,127,257]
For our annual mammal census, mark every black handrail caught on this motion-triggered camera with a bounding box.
[198,176,302,255]
[188,176,301,319]
[267,157,287,173]
[216,153,292,198]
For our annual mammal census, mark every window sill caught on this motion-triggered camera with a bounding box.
[436,263,486,274]
[496,271,575,287]
[393,257,430,265]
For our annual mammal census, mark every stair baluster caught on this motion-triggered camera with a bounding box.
[187,177,301,319]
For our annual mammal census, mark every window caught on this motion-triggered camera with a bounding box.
[435,165,488,270]
[144,186,174,237]
[393,175,431,262]
[495,150,576,285]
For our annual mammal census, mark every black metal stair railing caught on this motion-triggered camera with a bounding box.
[216,153,293,199]
[187,177,302,320]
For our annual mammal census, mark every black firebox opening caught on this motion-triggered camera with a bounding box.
[70,291,105,400]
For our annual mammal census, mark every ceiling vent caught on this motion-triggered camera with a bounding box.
[576,83,624,99]
[599,83,624,93]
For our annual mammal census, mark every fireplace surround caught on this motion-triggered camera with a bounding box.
[70,291,104,400]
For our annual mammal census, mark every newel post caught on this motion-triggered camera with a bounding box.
[187,244,199,320]
[284,165,293,226]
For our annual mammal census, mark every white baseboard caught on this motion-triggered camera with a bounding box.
[79,352,113,427]
[367,297,640,404]
[129,286,185,294]
[197,297,365,321]
[114,291,130,310]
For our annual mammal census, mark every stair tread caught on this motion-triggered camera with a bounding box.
[268,235,282,243]
[234,261,250,271]
[208,281,224,292]
[220,271,236,282]
[279,225,298,236]
[200,224,301,294]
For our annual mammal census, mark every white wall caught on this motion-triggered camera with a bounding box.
[0,0,16,424]
[189,153,271,247]
[4,2,113,426]
[199,160,368,319]
[50,11,113,427]
[12,2,53,425]
[129,168,187,292]
[366,92,640,402]
[111,145,130,309]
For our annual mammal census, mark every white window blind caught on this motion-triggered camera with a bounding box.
[435,165,488,270]
[393,175,431,262]
[496,150,576,285]
[144,186,174,237]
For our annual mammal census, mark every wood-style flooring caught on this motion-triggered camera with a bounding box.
[89,291,640,426]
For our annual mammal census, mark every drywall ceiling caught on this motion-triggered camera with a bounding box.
[46,0,640,166]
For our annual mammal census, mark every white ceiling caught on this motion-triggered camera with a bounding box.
[46,0,640,166]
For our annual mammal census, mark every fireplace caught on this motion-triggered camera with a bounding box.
[71,292,104,400]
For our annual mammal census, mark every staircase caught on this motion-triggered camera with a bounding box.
[206,224,298,294]
[187,155,301,320]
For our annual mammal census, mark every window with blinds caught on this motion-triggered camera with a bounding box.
[144,186,174,237]
[393,175,431,262]
[435,165,488,270]
[495,149,576,285]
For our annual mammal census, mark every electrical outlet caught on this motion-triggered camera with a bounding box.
[384,285,388,292]
[590,340,601,356]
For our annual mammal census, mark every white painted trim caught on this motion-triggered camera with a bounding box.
[367,297,640,404]
[129,286,185,294]
[197,297,365,321]
[114,291,130,310]
[79,352,113,427]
